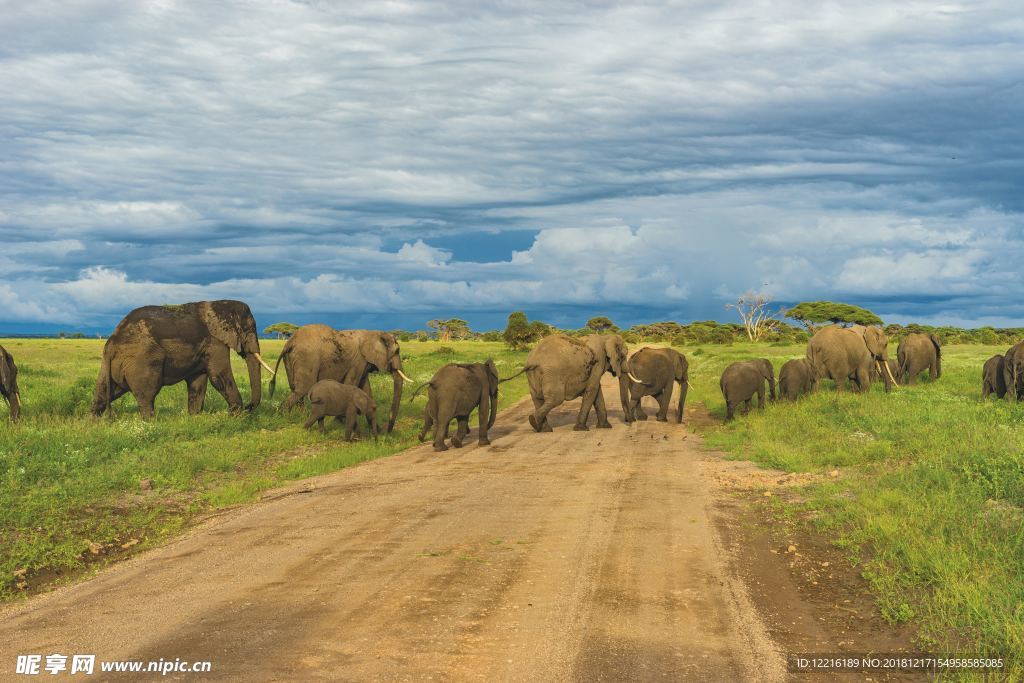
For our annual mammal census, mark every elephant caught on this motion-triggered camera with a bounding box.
[982,354,1007,399]
[304,379,378,440]
[519,333,639,432]
[778,357,817,401]
[416,360,498,452]
[625,347,688,423]
[806,325,897,393]
[0,345,21,421]
[91,300,273,419]
[897,333,942,385]
[269,325,412,432]
[1002,342,1024,401]
[720,359,775,420]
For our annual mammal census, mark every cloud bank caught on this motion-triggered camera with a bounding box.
[1,0,1022,331]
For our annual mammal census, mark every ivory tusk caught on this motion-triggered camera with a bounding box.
[396,369,413,383]
[14,392,21,407]
[627,372,643,384]
[254,353,276,375]
[883,360,900,387]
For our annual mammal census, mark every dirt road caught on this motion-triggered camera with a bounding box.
[2,379,792,681]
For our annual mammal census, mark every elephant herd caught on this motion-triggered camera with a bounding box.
[0,302,1019,446]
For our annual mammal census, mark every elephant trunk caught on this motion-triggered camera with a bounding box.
[488,390,498,429]
[617,371,632,421]
[388,370,404,433]
[244,354,262,410]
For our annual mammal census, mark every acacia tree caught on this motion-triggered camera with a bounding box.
[503,311,550,349]
[725,292,784,342]
[586,316,619,333]
[427,318,470,342]
[785,301,883,332]
[264,322,299,339]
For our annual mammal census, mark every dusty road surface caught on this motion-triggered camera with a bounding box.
[2,378,791,681]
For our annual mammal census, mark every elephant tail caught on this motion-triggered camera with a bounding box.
[498,365,535,384]
[407,381,433,402]
[267,342,291,400]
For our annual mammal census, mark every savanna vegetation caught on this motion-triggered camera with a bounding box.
[2,329,1022,677]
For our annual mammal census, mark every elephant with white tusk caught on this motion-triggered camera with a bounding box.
[269,325,409,432]
[806,324,898,393]
[626,347,689,423]
[0,345,21,422]
[91,300,268,419]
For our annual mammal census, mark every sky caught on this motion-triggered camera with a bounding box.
[1,0,1022,334]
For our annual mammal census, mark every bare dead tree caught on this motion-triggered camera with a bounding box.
[726,292,785,342]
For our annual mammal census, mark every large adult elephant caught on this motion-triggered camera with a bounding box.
[268,325,411,432]
[581,334,634,424]
[0,345,21,421]
[625,347,688,423]
[522,334,637,432]
[806,324,898,393]
[897,333,942,385]
[91,300,274,419]
[1002,342,1024,402]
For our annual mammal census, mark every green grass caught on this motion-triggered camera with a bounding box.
[0,339,529,600]
[679,341,1024,677]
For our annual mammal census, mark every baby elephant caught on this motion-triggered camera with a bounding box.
[720,359,775,421]
[304,380,379,440]
[778,357,818,401]
[418,360,498,452]
[982,354,1007,399]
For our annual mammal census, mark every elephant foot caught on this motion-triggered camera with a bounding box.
[656,416,668,422]
[597,421,612,429]
[452,438,464,448]
[573,424,589,432]
[542,422,553,433]
[528,414,541,432]
[478,438,491,446]
[635,413,648,421]
[433,443,449,452]
[418,432,427,442]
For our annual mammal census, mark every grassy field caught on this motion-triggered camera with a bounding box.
[0,339,530,600]
[677,341,1023,676]
[2,337,1021,676]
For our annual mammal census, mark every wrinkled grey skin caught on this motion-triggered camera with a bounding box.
[625,347,688,423]
[720,359,775,420]
[524,335,601,432]
[0,345,21,422]
[270,325,407,432]
[418,361,499,452]
[806,325,895,393]
[91,300,266,419]
[580,334,632,424]
[982,354,1007,399]
[1002,342,1024,402]
[897,333,942,385]
[778,357,818,401]
[304,379,378,440]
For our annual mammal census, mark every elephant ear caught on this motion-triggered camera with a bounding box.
[0,351,14,391]
[359,332,391,371]
[674,352,687,381]
[199,301,243,353]
[929,334,942,350]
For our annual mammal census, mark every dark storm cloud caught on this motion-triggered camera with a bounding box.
[0,0,1022,330]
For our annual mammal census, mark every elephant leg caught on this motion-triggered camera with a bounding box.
[187,374,208,415]
[742,398,751,415]
[854,367,871,393]
[655,389,671,421]
[434,402,454,451]
[344,405,357,441]
[452,417,469,448]
[530,398,558,432]
[725,400,735,421]
[303,410,321,430]
[634,394,648,420]
[419,406,433,442]
[908,367,919,385]
[593,389,612,428]
[574,368,604,431]
[207,348,244,413]
[627,393,642,423]
[756,385,766,410]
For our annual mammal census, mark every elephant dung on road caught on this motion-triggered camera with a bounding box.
[417,360,498,452]
[897,333,942,385]
[304,379,379,440]
[0,345,21,422]
[91,300,274,419]
[982,354,1007,399]
[806,325,897,393]
[778,357,817,401]
[720,359,775,421]
[269,325,411,432]
[625,347,688,423]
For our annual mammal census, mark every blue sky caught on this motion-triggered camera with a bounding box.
[1,1,1022,334]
